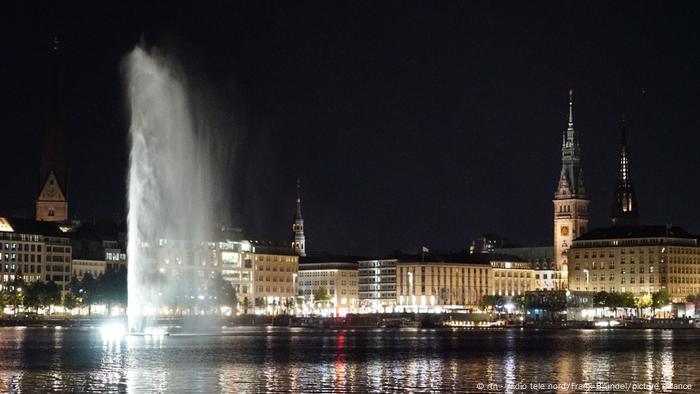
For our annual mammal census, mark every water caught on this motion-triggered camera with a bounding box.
[0,327,698,392]
[124,47,221,332]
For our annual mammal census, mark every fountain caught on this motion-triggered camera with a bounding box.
[124,46,223,333]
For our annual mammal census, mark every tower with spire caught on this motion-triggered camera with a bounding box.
[291,179,306,256]
[553,90,589,289]
[611,122,639,226]
[36,36,68,222]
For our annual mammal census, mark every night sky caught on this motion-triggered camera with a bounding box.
[3,2,700,255]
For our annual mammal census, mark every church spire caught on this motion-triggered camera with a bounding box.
[291,178,306,256]
[36,35,68,222]
[568,89,574,128]
[611,121,639,226]
[295,178,303,220]
[555,89,585,198]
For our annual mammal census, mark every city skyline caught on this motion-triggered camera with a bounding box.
[3,2,700,255]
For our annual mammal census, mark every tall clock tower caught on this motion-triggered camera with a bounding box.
[291,179,306,256]
[36,37,68,222]
[553,90,589,289]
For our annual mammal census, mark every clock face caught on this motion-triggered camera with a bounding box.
[561,226,569,236]
[47,185,57,197]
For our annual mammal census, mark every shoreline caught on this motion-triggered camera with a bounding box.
[0,317,697,330]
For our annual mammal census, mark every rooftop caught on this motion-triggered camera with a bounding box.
[0,217,67,238]
[397,252,527,265]
[299,261,358,271]
[575,225,696,241]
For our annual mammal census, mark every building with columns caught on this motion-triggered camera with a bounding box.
[553,90,589,289]
[395,253,534,311]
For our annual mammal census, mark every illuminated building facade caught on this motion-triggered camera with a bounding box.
[0,217,71,293]
[396,258,491,310]
[495,246,557,290]
[298,261,358,316]
[357,258,397,311]
[395,253,538,309]
[568,226,700,301]
[220,240,299,311]
[489,255,535,297]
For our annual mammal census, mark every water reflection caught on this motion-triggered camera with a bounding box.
[0,327,699,392]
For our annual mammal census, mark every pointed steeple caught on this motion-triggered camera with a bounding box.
[40,35,67,194]
[291,178,306,256]
[36,35,68,222]
[555,89,585,198]
[611,121,639,226]
[294,178,303,220]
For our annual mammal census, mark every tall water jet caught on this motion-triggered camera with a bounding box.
[124,47,221,333]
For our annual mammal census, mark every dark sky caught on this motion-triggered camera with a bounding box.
[3,2,700,255]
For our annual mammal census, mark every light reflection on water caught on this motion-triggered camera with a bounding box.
[0,327,698,392]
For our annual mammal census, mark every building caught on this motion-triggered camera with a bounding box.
[70,222,127,277]
[357,258,397,311]
[298,259,358,316]
[396,256,491,311]
[291,180,306,256]
[568,124,700,302]
[220,240,299,311]
[495,246,558,290]
[0,217,71,294]
[71,259,105,280]
[568,225,700,301]
[36,37,68,223]
[553,90,589,289]
[105,240,128,272]
[469,234,510,254]
[489,254,536,297]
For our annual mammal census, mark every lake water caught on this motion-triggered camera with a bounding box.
[0,326,698,392]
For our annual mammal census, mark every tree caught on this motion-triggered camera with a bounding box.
[42,281,61,315]
[284,298,294,314]
[652,289,671,317]
[636,294,653,310]
[313,286,331,306]
[254,297,265,309]
[80,273,97,316]
[7,277,25,313]
[0,289,8,316]
[685,293,700,305]
[242,297,251,314]
[212,272,237,311]
[593,291,610,308]
[652,289,670,309]
[611,292,636,309]
[65,277,84,312]
[63,292,80,311]
[23,281,43,313]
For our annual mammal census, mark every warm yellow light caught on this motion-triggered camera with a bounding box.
[0,218,13,232]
